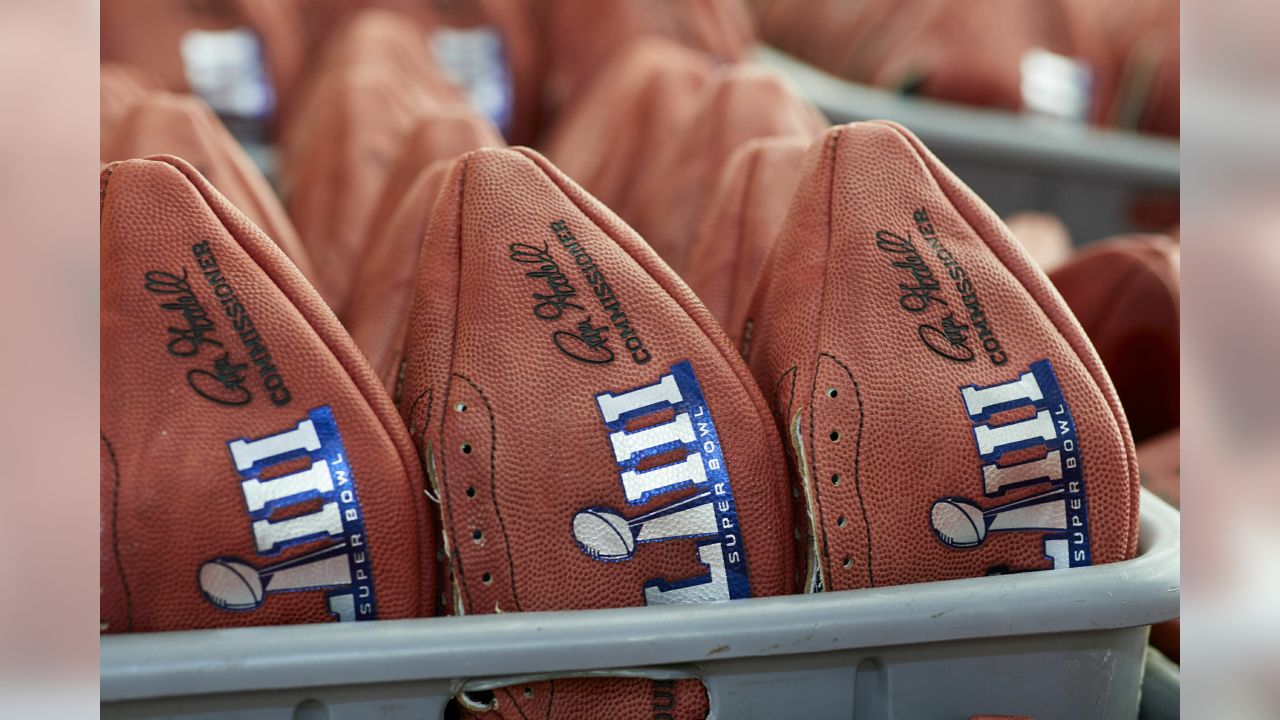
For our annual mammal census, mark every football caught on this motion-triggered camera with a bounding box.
[100,156,435,632]
[396,146,799,718]
[745,121,1139,591]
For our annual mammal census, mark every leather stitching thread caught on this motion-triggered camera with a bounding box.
[813,352,872,586]
[806,130,841,583]
[101,432,132,631]
[452,372,523,613]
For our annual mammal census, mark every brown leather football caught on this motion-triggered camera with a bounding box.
[1049,234,1180,443]
[360,109,505,255]
[101,156,435,632]
[544,37,715,216]
[279,63,444,312]
[285,1,541,144]
[100,0,304,119]
[100,62,159,142]
[684,134,810,352]
[626,64,827,276]
[285,6,462,119]
[539,0,754,117]
[103,92,314,282]
[745,121,1139,592]
[869,0,1108,114]
[346,160,455,394]
[343,109,503,393]
[398,146,794,718]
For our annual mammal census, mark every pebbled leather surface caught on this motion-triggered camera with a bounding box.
[399,147,792,719]
[100,156,434,632]
[545,38,715,218]
[103,92,314,282]
[684,135,809,352]
[626,64,827,277]
[745,122,1139,592]
[1050,234,1180,443]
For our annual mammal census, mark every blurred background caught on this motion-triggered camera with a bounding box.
[3,0,1271,716]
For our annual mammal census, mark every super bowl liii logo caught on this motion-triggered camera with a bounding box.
[198,406,378,621]
[930,359,1094,569]
[572,361,752,605]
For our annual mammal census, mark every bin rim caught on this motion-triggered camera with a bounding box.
[100,489,1178,702]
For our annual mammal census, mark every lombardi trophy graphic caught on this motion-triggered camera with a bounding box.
[930,487,1068,549]
[573,491,717,562]
[199,542,352,611]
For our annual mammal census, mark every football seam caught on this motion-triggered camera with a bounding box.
[101,431,133,631]
[806,129,841,583]
[498,684,532,720]
[452,371,523,612]
[436,159,473,614]
[813,352,872,587]
[879,122,1140,560]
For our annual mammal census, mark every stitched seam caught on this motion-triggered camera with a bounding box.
[439,160,472,613]
[414,388,435,497]
[454,372,523,612]
[817,352,872,586]
[101,432,133,631]
[886,123,1140,557]
[499,686,531,720]
[772,367,798,425]
[808,130,842,582]
[407,386,433,439]
[99,163,116,217]
[438,375,471,612]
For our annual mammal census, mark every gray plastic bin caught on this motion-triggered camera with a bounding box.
[100,488,1179,719]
